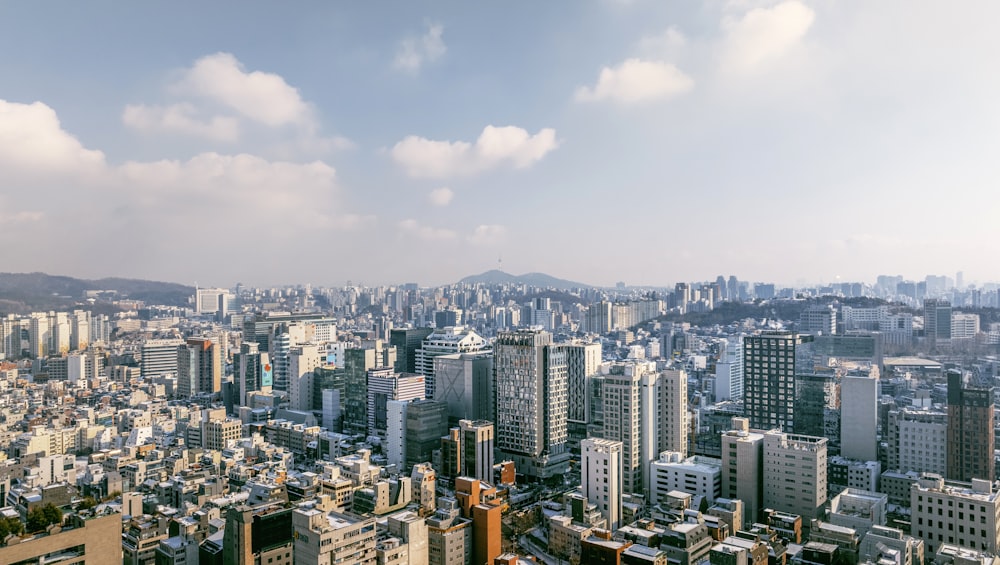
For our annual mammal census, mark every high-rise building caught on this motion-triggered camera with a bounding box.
[224,503,294,565]
[581,437,624,530]
[886,407,948,475]
[494,329,571,481]
[567,342,602,426]
[910,474,1000,555]
[763,430,828,521]
[389,327,434,373]
[235,342,271,407]
[841,371,878,462]
[367,369,425,439]
[602,365,644,494]
[743,331,814,433]
[404,399,449,469]
[414,326,487,399]
[799,305,837,335]
[288,344,322,411]
[176,337,221,398]
[659,369,689,458]
[923,299,952,345]
[459,419,495,483]
[432,352,494,423]
[721,418,764,528]
[947,370,995,482]
[140,338,184,380]
[343,341,397,434]
[714,338,743,401]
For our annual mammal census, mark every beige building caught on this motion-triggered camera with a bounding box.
[721,418,764,528]
[292,501,377,564]
[762,430,828,522]
[910,474,1000,555]
[0,511,121,564]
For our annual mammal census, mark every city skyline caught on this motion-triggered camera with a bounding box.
[3,2,1000,287]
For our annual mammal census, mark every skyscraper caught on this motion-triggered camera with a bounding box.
[459,419,495,483]
[743,331,814,433]
[493,329,570,481]
[234,342,271,407]
[413,326,487,399]
[923,299,952,346]
[714,337,743,402]
[840,371,878,462]
[389,327,434,373]
[946,370,995,482]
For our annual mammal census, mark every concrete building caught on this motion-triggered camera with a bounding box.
[910,474,1000,555]
[582,437,624,530]
[858,525,924,565]
[292,502,377,564]
[387,510,429,565]
[140,339,184,380]
[886,407,948,476]
[344,341,397,434]
[0,511,122,564]
[432,352,494,422]
[650,451,722,507]
[721,418,764,528]
[763,430,828,522]
[367,369,425,439]
[176,337,222,398]
[951,313,980,339]
[714,338,744,402]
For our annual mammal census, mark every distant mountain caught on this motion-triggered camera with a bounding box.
[0,272,194,313]
[458,270,592,290]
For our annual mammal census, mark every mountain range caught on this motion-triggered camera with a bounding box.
[0,272,193,313]
[457,270,592,290]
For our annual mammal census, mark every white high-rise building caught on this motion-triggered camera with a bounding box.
[288,344,323,411]
[367,369,425,439]
[581,437,623,530]
[951,313,981,339]
[886,408,948,475]
[659,369,688,457]
[714,338,743,401]
[910,474,1000,555]
[650,451,722,507]
[602,363,648,494]
[841,371,879,462]
[140,339,184,379]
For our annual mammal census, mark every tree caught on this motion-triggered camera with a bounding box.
[0,515,24,542]
[78,496,97,511]
[26,504,62,533]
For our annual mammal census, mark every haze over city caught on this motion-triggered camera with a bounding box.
[3,2,999,287]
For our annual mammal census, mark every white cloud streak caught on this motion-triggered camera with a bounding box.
[122,103,240,142]
[428,187,454,206]
[720,1,815,74]
[391,125,559,178]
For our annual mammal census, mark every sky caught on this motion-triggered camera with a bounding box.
[2,1,1000,288]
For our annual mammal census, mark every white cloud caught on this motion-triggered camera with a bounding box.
[0,98,365,278]
[575,58,694,104]
[394,23,446,73]
[721,1,815,74]
[122,103,240,142]
[391,125,559,178]
[398,219,457,241]
[637,27,687,59]
[428,187,454,206]
[0,100,105,176]
[467,224,507,246]
[174,52,313,127]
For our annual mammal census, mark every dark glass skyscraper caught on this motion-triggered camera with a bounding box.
[743,331,813,433]
[946,370,995,482]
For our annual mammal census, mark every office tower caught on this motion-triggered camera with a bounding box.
[649,451,722,507]
[434,308,462,328]
[404,399,449,468]
[721,418,764,528]
[414,326,487,399]
[763,430,828,521]
[176,337,221,398]
[794,373,837,437]
[288,344,322,411]
[714,338,743,401]
[389,327,434,373]
[140,339,184,380]
[494,329,571,480]
[743,331,814,433]
[660,369,689,457]
[923,299,952,345]
[947,370,995,482]
[581,437,624,530]
[433,352,494,422]
[1,315,21,358]
[566,342,602,426]
[910,474,1000,555]
[368,369,425,439]
[343,341,396,434]
[675,283,691,313]
[235,342,270,407]
[457,419,495,483]
[951,313,980,339]
[841,372,878,462]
